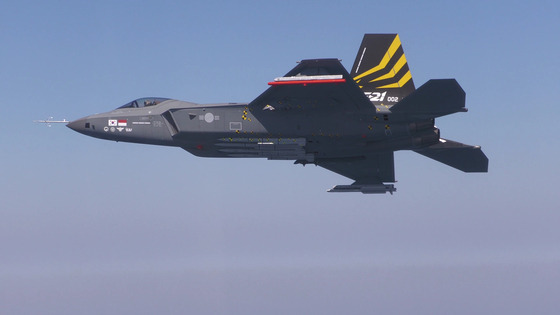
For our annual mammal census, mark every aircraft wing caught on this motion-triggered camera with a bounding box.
[248,59,373,113]
[317,152,397,194]
[249,59,396,194]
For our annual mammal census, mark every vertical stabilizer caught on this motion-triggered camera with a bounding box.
[351,34,415,106]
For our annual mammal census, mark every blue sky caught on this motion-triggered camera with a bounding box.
[1,1,560,314]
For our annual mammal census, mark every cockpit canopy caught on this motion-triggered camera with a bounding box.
[118,97,170,109]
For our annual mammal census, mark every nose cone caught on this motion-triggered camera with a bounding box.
[67,118,88,134]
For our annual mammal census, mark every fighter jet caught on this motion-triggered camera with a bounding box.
[67,34,488,194]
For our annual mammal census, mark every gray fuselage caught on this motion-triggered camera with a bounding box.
[67,98,438,163]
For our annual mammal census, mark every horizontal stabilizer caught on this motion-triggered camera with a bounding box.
[391,79,467,119]
[414,139,488,172]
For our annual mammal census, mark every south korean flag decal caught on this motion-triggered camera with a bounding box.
[108,119,117,126]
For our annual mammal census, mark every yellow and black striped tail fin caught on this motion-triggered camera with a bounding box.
[351,34,415,106]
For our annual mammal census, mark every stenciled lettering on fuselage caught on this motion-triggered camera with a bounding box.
[363,91,400,103]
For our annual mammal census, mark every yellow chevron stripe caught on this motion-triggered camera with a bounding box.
[370,53,408,82]
[377,70,412,88]
[353,35,402,81]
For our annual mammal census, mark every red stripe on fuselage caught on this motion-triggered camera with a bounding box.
[268,79,346,86]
